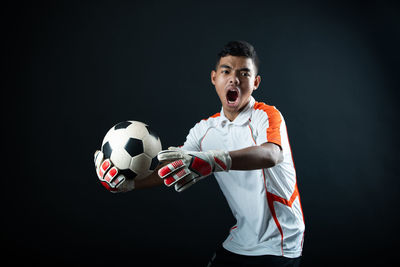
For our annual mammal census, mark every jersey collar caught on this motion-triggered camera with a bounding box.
[220,96,255,126]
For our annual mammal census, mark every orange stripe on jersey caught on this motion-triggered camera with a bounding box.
[253,102,282,147]
[262,169,301,256]
[206,112,221,120]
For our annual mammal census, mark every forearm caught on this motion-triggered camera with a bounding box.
[133,171,163,189]
[229,142,283,170]
[134,164,166,189]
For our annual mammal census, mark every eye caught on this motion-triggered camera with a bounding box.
[241,72,250,77]
[221,70,230,74]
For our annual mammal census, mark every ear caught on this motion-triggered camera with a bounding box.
[253,75,261,90]
[211,70,216,85]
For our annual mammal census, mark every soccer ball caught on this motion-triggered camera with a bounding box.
[101,120,162,191]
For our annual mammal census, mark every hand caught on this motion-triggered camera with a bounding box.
[157,147,231,192]
[94,150,133,193]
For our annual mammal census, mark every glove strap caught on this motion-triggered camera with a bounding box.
[209,150,232,172]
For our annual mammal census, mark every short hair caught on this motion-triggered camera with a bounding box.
[216,40,260,74]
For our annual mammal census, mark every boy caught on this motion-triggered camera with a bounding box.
[95,41,305,266]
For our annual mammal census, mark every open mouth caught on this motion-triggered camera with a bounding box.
[227,88,239,104]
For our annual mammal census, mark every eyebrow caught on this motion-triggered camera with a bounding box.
[220,65,251,72]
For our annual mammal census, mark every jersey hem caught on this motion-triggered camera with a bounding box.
[222,242,302,258]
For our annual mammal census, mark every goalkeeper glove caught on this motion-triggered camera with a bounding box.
[157,147,231,192]
[94,150,132,193]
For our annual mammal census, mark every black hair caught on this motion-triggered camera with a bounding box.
[216,40,260,74]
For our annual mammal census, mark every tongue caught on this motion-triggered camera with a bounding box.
[227,90,238,102]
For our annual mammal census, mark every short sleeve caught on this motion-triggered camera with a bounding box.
[253,103,283,148]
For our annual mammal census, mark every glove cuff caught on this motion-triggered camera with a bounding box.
[208,150,232,172]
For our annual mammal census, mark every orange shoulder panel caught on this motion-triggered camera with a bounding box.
[253,102,282,146]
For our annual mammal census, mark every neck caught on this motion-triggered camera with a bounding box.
[224,111,239,122]
[224,98,251,122]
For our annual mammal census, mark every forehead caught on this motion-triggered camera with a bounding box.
[217,55,255,71]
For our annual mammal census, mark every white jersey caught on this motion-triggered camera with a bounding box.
[181,96,305,258]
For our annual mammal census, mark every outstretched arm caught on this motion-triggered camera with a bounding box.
[95,142,283,192]
[135,142,282,189]
[158,142,283,192]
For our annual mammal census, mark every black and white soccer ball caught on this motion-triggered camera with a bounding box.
[101,121,162,191]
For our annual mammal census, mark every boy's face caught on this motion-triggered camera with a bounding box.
[211,55,261,121]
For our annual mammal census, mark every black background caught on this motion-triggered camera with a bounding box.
[4,0,400,266]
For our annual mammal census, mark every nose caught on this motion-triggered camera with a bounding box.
[229,72,240,85]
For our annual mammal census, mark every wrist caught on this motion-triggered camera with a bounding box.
[208,150,232,172]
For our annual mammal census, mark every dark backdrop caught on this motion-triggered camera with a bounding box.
[4,0,399,266]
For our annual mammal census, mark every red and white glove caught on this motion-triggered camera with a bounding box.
[94,150,132,193]
[157,147,232,192]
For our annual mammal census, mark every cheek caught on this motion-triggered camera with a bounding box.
[216,87,225,100]
[215,76,226,86]
[242,79,255,92]
[214,78,226,94]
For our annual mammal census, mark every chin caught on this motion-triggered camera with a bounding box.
[224,102,244,115]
